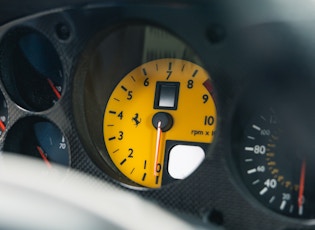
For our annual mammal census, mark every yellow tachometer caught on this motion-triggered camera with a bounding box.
[103,58,216,188]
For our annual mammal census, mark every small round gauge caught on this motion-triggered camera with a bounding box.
[0,28,63,112]
[3,117,69,167]
[103,58,217,188]
[235,107,315,218]
[0,91,8,137]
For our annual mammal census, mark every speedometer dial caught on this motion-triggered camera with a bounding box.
[103,58,216,188]
[237,107,315,218]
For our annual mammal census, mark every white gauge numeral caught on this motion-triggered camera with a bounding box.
[260,129,270,136]
[282,193,291,201]
[257,166,265,172]
[254,145,266,154]
[264,179,277,189]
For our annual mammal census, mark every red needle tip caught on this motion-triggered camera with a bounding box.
[298,159,306,214]
[0,120,6,132]
[47,78,61,99]
[36,146,52,168]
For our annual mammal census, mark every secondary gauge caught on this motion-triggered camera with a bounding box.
[0,28,64,112]
[103,58,216,188]
[235,107,315,219]
[3,117,69,167]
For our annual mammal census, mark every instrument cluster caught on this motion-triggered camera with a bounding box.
[0,2,314,230]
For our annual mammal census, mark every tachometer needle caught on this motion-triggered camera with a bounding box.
[0,120,6,132]
[298,159,306,216]
[154,121,162,176]
[36,146,52,168]
[47,78,61,99]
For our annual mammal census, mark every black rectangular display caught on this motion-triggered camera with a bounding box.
[154,82,180,110]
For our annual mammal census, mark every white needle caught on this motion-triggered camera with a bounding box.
[154,121,162,176]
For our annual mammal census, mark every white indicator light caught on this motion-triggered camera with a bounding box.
[168,145,205,180]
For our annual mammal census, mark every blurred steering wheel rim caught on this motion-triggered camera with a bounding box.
[0,154,217,230]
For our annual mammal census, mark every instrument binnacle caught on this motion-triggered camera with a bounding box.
[75,25,219,189]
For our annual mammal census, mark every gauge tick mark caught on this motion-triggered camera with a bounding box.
[247,168,257,174]
[252,125,261,131]
[168,62,172,70]
[142,68,147,76]
[121,86,127,92]
[280,200,287,210]
[142,173,147,181]
[181,64,185,72]
[247,136,255,140]
[192,69,199,77]
[269,196,275,204]
[120,158,127,165]
[108,137,116,141]
[259,187,268,195]
[245,147,254,151]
